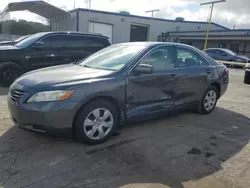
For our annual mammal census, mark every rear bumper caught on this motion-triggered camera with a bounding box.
[8,97,79,136]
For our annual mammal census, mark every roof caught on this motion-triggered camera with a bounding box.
[70,8,229,30]
[28,31,109,39]
[1,1,71,19]
[168,29,250,33]
[168,29,250,40]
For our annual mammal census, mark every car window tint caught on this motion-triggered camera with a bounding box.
[177,47,209,67]
[140,46,175,72]
[41,34,110,48]
[206,49,215,54]
[41,34,67,48]
[65,36,109,48]
[217,50,227,56]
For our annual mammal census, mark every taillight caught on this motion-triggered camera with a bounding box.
[224,67,229,72]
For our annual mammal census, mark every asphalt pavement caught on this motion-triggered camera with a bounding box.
[0,68,249,188]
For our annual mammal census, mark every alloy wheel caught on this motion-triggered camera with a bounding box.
[83,108,114,140]
[204,90,217,111]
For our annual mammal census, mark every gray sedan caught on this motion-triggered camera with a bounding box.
[205,48,250,63]
[8,42,229,144]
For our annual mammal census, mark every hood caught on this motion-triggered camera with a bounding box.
[16,64,113,88]
[0,45,19,50]
[236,55,250,60]
[0,41,14,45]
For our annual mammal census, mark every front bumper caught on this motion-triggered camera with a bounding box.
[8,96,79,135]
[244,68,250,84]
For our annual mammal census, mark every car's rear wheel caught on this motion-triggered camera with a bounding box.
[75,99,118,145]
[197,86,218,114]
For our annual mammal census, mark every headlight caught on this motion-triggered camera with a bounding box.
[27,90,74,103]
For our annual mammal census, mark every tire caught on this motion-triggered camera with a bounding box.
[75,99,119,145]
[244,70,250,84]
[197,86,218,114]
[0,62,23,87]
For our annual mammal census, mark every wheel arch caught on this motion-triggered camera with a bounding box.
[210,81,221,98]
[72,95,124,137]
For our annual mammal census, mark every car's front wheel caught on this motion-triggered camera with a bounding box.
[75,99,118,145]
[197,86,218,114]
[0,62,23,87]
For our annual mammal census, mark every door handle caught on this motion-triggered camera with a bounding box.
[169,74,176,77]
[206,69,212,74]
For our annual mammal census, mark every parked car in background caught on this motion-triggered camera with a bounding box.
[8,42,229,145]
[0,35,30,46]
[0,31,111,86]
[205,48,250,65]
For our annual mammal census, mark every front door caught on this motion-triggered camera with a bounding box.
[126,45,177,119]
[216,49,228,61]
[23,34,65,70]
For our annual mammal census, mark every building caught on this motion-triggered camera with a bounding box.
[166,29,250,56]
[69,8,228,44]
[2,1,250,56]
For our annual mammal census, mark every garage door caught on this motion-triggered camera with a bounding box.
[88,22,113,43]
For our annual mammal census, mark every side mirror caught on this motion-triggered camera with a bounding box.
[133,64,153,74]
[32,42,43,49]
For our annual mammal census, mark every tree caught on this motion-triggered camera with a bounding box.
[0,19,50,35]
[175,17,185,21]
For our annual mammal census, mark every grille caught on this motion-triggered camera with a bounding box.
[9,88,26,102]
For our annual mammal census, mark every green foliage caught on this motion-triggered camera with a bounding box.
[0,19,50,35]
[175,17,185,21]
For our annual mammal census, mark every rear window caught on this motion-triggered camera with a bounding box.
[206,49,216,54]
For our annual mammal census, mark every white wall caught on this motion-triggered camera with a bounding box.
[88,22,113,43]
[77,10,228,44]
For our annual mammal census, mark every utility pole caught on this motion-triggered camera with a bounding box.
[201,0,226,50]
[84,0,92,33]
[145,9,159,41]
[73,0,76,9]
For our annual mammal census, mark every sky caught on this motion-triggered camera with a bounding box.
[0,0,249,29]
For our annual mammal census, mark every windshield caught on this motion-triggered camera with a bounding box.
[223,49,236,55]
[78,44,147,71]
[15,33,47,48]
[14,35,29,43]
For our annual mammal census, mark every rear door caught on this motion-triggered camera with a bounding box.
[174,46,211,106]
[126,45,178,118]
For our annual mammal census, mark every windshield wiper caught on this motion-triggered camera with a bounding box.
[83,65,93,68]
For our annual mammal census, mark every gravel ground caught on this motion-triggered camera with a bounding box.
[0,68,249,188]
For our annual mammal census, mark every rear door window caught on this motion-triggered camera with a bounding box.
[176,47,209,67]
[65,35,110,48]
